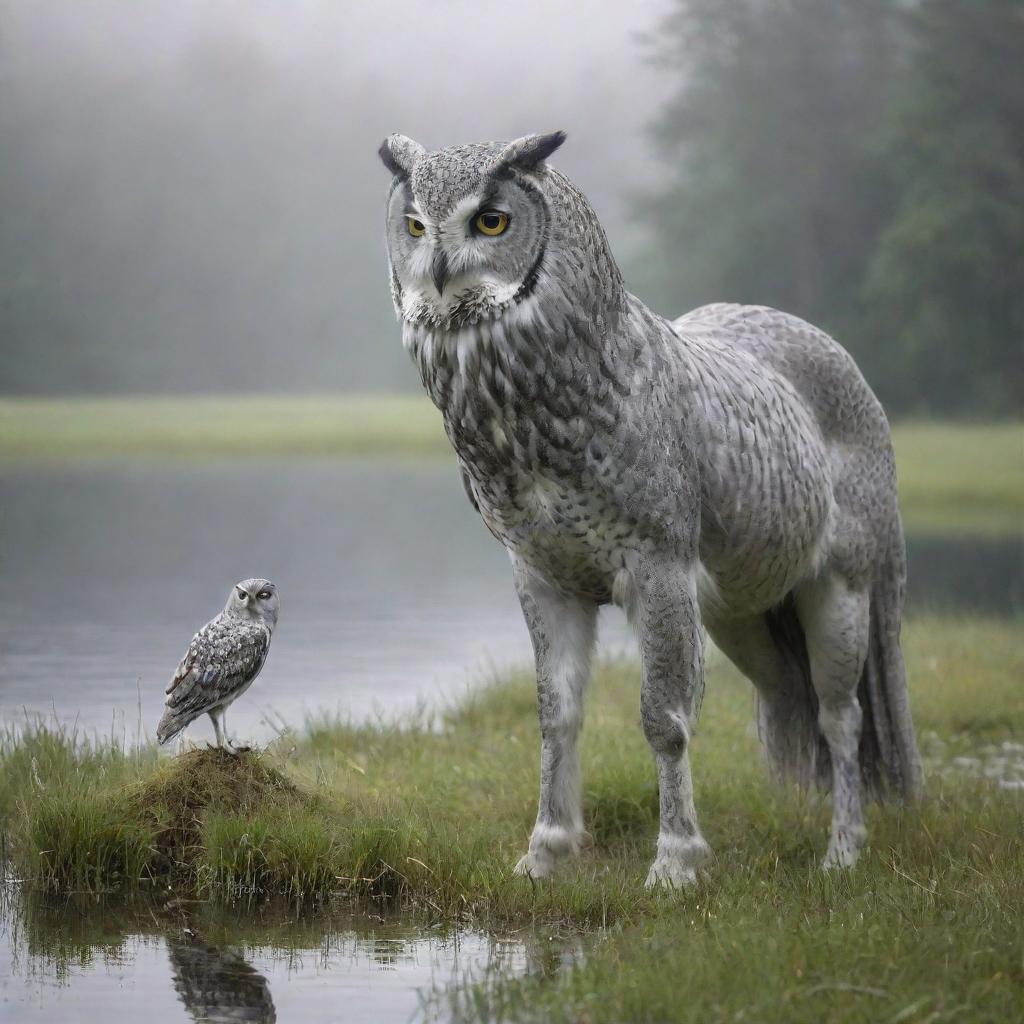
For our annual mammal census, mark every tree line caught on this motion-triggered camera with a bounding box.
[633,0,1022,417]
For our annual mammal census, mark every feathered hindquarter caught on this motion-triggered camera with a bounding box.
[157,615,270,745]
[757,523,923,803]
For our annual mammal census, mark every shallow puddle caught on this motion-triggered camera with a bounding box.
[921,734,1024,791]
[0,891,574,1023]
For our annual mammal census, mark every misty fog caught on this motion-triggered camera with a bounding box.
[0,0,674,394]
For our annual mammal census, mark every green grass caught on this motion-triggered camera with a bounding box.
[1,616,1021,1021]
[893,421,1023,535]
[0,394,447,458]
[0,396,1019,534]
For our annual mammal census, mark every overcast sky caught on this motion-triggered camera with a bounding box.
[0,0,678,392]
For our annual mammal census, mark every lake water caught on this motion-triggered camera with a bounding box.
[0,457,1020,745]
[0,457,635,745]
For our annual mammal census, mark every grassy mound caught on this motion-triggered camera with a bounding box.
[126,748,303,872]
[0,738,347,899]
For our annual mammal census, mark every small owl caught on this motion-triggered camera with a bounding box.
[157,579,280,751]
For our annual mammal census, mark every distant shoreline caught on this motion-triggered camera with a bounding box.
[0,396,1020,535]
[0,394,449,458]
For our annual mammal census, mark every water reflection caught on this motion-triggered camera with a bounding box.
[0,889,563,1023]
[168,932,276,1023]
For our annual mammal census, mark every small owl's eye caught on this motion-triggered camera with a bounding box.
[237,590,248,600]
[474,210,509,237]
[258,591,271,600]
[407,217,425,237]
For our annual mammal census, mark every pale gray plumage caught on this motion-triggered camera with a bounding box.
[379,131,922,886]
[157,579,280,750]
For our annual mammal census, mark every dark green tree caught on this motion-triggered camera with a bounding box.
[634,0,901,340]
[863,0,1024,416]
[635,0,1023,417]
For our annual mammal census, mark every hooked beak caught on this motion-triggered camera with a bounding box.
[431,249,450,296]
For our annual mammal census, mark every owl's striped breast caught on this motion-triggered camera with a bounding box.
[407,318,641,600]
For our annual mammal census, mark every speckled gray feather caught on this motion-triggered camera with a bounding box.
[380,132,922,884]
[157,578,279,749]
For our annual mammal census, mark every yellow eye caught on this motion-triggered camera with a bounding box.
[407,217,425,237]
[474,210,509,237]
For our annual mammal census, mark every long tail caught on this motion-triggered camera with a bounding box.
[858,523,923,800]
[757,526,922,802]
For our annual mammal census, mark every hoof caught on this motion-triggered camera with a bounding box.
[644,859,698,890]
[644,834,711,890]
[821,828,865,871]
[512,824,590,880]
[513,851,554,880]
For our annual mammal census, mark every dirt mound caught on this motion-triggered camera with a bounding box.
[127,748,305,869]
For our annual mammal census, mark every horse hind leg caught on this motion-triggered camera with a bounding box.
[795,571,870,869]
[705,609,827,793]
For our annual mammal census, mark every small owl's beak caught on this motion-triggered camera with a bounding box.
[431,249,450,296]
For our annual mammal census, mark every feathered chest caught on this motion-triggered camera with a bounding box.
[407,319,608,484]
[404,319,636,595]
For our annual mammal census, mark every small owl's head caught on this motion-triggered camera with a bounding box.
[380,130,592,331]
[226,578,280,630]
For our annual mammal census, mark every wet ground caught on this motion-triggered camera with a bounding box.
[921,736,1024,791]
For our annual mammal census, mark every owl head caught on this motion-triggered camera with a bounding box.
[226,578,280,630]
[379,132,622,333]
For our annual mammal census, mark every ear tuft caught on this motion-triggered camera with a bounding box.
[493,131,567,173]
[379,134,426,178]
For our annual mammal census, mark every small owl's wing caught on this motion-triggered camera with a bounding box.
[166,641,200,695]
[160,618,269,734]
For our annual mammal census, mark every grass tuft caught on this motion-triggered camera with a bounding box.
[128,746,304,876]
[28,789,154,893]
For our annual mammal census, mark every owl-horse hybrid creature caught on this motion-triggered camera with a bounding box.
[157,579,279,751]
[379,131,921,887]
